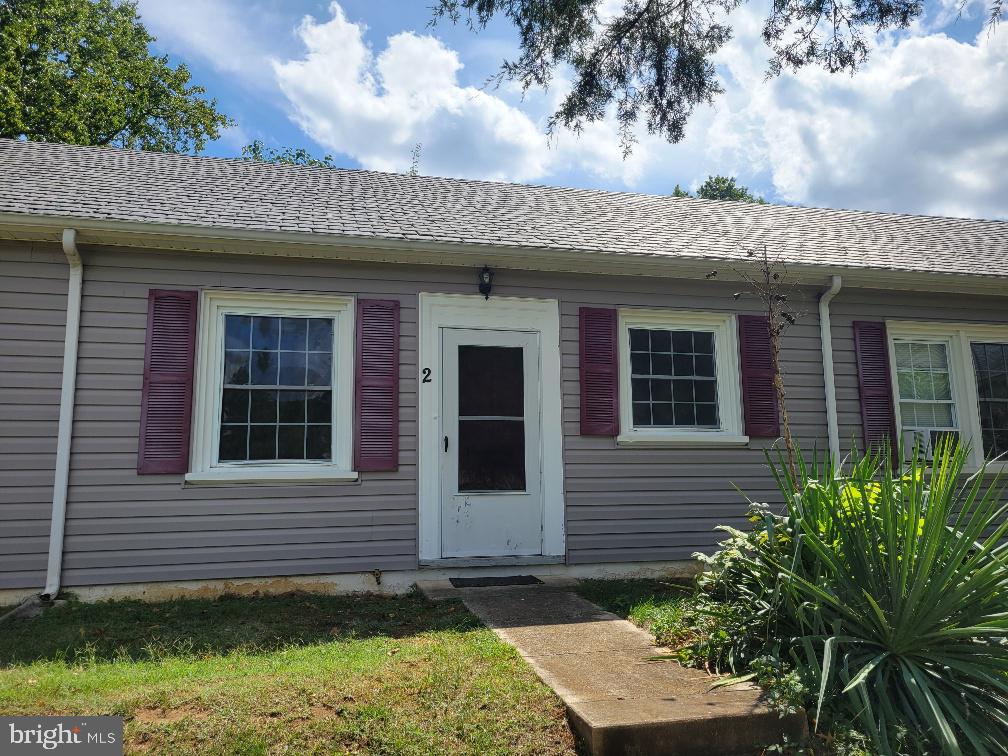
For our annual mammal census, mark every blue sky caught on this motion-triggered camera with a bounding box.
[135,0,1007,219]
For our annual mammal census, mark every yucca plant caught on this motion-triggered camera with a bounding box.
[699,440,1008,754]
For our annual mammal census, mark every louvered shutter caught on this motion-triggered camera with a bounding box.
[738,314,780,438]
[853,321,897,454]
[579,307,619,436]
[137,289,198,474]
[354,299,400,471]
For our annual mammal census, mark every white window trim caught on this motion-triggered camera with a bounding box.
[187,290,356,485]
[887,320,1008,472]
[617,308,747,447]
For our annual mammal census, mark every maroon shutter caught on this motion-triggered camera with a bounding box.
[579,307,619,436]
[137,289,198,474]
[354,299,400,471]
[853,320,897,454]
[738,314,780,438]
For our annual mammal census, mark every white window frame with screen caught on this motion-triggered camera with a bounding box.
[886,320,1008,471]
[617,309,746,447]
[186,290,356,484]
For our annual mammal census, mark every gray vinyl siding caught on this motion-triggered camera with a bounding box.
[3,239,1007,589]
[0,243,68,589]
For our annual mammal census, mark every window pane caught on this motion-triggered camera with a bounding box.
[278,390,306,422]
[249,425,276,460]
[651,330,672,352]
[672,354,693,376]
[629,328,650,351]
[693,332,714,354]
[221,389,249,423]
[651,379,673,402]
[632,403,651,425]
[250,389,277,423]
[306,391,332,423]
[224,350,249,385]
[306,353,332,387]
[650,353,672,375]
[694,381,716,403]
[458,419,525,491]
[219,425,247,461]
[672,380,693,402]
[251,350,278,385]
[280,318,307,351]
[224,315,250,349]
[894,342,913,370]
[674,402,696,425]
[306,425,332,459]
[696,403,718,426]
[972,342,1008,457]
[652,402,675,425]
[630,352,650,374]
[252,316,279,350]
[308,318,333,351]
[670,331,690,352]
[278,425,306,460]
[694,355,715,377]
[279,351,306,385]
[631,378,650,402]
[458,345,524,417]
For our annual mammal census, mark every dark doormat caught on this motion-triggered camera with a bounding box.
[449,575,544,588]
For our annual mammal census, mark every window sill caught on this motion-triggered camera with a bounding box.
[184,467,359,485]
[616,432,750,448]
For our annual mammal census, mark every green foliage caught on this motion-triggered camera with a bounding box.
[0,0,231,152]
[696,175,766,203]
[671,183,692,198]
[431,0,947,153]
[695,441,1008,755]
[241,139,338,169]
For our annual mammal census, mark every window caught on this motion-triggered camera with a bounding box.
[971,342,1008,457]
[219,315,334,462]
[887,322,1008,469]
[618,310,744,445]
[629,328,719,428]
[892,340,958,448]
[188,291,355,484]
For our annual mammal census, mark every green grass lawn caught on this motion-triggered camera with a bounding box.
[576,578,696,649]
[0,591,574,755]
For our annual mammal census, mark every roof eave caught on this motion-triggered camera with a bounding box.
[1,211,1006,296]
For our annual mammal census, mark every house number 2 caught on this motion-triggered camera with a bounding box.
[422,368,432,383]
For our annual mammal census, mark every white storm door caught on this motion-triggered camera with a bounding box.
[440,328,543,558]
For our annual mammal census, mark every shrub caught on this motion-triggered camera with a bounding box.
[694,441,1008,755]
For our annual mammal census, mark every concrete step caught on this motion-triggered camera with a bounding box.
[420,581,807,756]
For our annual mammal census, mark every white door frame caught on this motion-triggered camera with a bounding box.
[418,293,565,563]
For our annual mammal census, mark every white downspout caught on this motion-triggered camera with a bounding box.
[819,275,843,464]
[42,229,82,600]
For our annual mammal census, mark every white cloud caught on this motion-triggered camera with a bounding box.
[706,5,1008,218]
[272,3,549,180]
[136,0,292,80]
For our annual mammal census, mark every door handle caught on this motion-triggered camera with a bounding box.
[444,435,449,453]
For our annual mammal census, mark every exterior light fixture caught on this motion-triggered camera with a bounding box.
[478,266,494,300]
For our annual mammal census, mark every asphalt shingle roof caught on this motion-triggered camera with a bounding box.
[1,138,1006,280]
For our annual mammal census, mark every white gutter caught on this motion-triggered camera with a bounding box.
[819,275,843,463]
[42,229,82,600]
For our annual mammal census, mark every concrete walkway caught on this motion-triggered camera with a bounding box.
[419,580,807,756]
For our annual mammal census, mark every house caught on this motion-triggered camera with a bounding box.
[1,138,1006,603]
